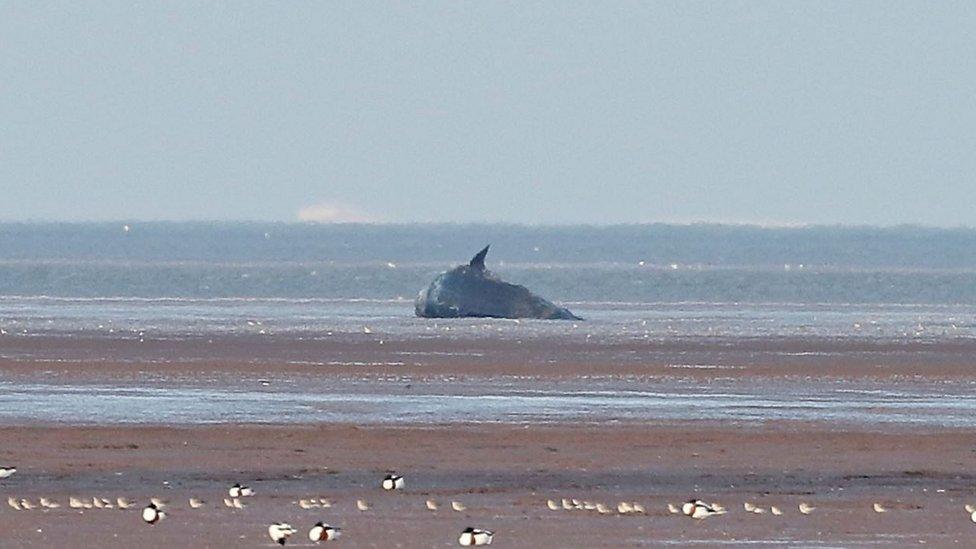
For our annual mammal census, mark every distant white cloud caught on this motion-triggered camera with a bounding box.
[297,202,376,223]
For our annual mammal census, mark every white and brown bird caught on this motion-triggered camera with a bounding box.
[798,502,815,515]
[872,503,887,513]
[426,499,440,511]
[770,506,783,516]
[40,497,60,509]
[68,497,84,509]
[381,473,405,491]
[229,483,254,498]
[458,527,494,546]
[667,503,681,514]
[268,522,297,546]
[142,503,165,525]
[451,500,467,512]
[188,498,205,509]
[0,466,17,479]
[308,522,341,542]
[7,497,22,511]
[546,499,559,511]
[356,499,370,512]
[116,497,135,510]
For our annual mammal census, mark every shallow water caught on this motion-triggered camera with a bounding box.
[2,376,973,427]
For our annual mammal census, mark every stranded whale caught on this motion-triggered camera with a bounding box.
[415,246,581,320]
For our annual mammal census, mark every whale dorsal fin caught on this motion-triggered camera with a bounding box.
[469,245,490,271]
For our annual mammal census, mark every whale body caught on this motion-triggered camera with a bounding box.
[415,246,581,320]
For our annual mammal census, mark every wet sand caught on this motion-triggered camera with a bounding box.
[1,334,975,546]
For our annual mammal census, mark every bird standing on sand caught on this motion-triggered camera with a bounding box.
[356,499,370,511]
[667,503,680,514]
[268,522,297,545]
[142,503,165,524]
[546,499,559,511]
[189,498,205,509]
[458,527,493,546]
[229,483,254,498]
[382,473,405,491]
[0,466,17,479]
[798,502,815,514]
[451,501,467,512]
[7,497,22,510]
[116,497,135,509]
[872,503,887,513]
[308,522,341,542]
[426,499,440,511]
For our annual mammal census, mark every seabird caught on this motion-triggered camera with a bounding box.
[7,497,22,510]
[546,499,559,511]
[69,497,84,509]
[308,522,341,542]
[451,501,467,512]
[770,506,783,516]
[0,466,17,479]
[223,498,234,508]
[617,502,633,514]
[798,502,815,514]
[231,498,245,509]
[149,497,168,508]
[964,504,975,514]
[426,499,440,511]
[116,497,135,509]
[189,498,205,509]
[299,499,317,510]
[632,503,646,514]
[667,503,681,514]
[356,499,370,511]
[596,503,613,514]
[381,473,405,491]
[142,503,165,524]
[683,500,726,520]
[561,498,573,510]
[743,502,757,512]
[40,498,60,509]
[873,503,887,513]
[458,527,493,546]
[229,483,254,498]
[971,510,976,524]
[20,499,37,510]
[318,498,332,508]
[268,522,297,546]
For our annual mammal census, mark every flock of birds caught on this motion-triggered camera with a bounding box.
[4,465,976,545]
[1,469,494,546]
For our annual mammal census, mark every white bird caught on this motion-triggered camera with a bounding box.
[451,500,467,512]
[381,473,405,491]
[965,504,976,514]
[561,498,573,510]
[771,506,783,516]
[231,498,245,509]
[40,498,60,509]
[873,503,887,513]
[189,498,205,509]
[596,503,612,514]
[798,502,815,514]
[268,522,297,546]
[20,499,37,510]
[632,503,645,514]
[116,498,134,509]
[299,499,317,510]
[223,498,234,508]
[684,500,726,520]
[356,499,370,511]
[427,499,440,511]
[229,483,254,498]
[752,507,766,514]
[308,522,341,542]
[8,497,22,510]
[667,503,681,514]
[92,497,105,509]
[583,501,596,510]
[971,510,976,524]
[617,502,633,514]
[142,503,165,525]
[0,466,17,479]
[318,498,332,508]
[546,499,559,511]
[362,326,372,334]
[149,497,168,508]
[69,497,84,509]
[743,502,756,512]
[458,527,493,546]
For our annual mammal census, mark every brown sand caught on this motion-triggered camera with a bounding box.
[0,335,975,546]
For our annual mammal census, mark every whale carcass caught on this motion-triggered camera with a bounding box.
[415,246,581,320]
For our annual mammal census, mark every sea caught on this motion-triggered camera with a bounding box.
[1,222,976,340]
[3,222,976,427]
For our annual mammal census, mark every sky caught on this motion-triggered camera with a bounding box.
[1,2,974,225]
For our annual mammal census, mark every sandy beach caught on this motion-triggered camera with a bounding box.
[0,332,975,547]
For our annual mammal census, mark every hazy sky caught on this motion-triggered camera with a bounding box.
[1,2,974,225]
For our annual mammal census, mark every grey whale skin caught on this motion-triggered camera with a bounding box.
[415,246,581,320]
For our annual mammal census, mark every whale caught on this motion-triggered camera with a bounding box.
[415,246,581,320]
